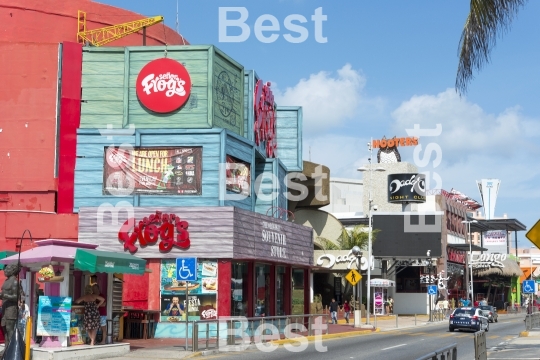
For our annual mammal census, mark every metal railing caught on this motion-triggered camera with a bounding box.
[525,313,540,331]
[430,309,446,322]
[191,314,329,352]
[415,343,457,360]
[474,330,487,360]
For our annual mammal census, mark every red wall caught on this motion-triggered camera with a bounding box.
[0,0,188,251]
[0,0,187,46]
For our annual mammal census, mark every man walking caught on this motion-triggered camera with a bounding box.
[329,298,339,324]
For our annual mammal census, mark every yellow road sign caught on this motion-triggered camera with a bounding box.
[526,219,540,248]
[345,269,361,286]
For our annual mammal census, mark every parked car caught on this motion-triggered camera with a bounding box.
[479,305,498,323]
[449,307,489,332]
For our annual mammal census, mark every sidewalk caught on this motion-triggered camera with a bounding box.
[102,314,442,359]
[488,329,540,359]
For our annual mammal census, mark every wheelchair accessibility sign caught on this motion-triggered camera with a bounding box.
[523,280,535,294]
[176,258,197,282]
[427,285,438,295]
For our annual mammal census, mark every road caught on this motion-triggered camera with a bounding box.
[206,315,524,360]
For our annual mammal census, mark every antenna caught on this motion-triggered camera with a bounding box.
[309,146,311,161]
[175,0,179,33]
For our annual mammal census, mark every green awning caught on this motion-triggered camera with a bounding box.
[0,251,17,270]
[74,249,146,275]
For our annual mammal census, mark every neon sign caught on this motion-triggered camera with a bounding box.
[254,80,277,158]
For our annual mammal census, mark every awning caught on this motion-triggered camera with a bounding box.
[369,279,395,288]
[448,244,488,252]
[74,249,146,275]
[0,251,17,269]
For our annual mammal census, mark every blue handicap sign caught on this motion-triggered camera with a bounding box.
[176,258,197,282]
[523,280,535,294]
[427,285,438,295]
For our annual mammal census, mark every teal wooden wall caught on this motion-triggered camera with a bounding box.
[74,128,255,211]
[253,157,288,217]
[80,46,244,136]
[212,48,244,136]
[276,107,303,172]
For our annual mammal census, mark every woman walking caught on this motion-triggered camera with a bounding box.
[75,285,105,346]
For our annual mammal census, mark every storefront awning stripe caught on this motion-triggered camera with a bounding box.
[0,251,17,270]
[74,249,146,275]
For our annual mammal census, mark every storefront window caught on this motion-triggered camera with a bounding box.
[231,262,249,317]
[160,259,218,322]
[276,266,286,316]
[292,268,304,315]
[255,264,271,317]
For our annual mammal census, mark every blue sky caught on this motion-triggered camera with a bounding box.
[99,0,540,247]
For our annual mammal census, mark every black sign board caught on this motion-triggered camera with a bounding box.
[387,173,426,203]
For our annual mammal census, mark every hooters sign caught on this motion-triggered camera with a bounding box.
[254,80,277,158]
[136,58,192,113]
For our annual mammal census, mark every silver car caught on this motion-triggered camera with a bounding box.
[449,307,489,332]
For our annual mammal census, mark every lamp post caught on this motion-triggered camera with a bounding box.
[352,246,362,328]
[462,220,478,303]
[357,138,386,327]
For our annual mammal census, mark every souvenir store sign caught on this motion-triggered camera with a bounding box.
[37,296,72,337]
[160,258,218,322]
[103,146,202,196]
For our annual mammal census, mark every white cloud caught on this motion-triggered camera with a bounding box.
[273,64,371,134]
[391,89,540,162]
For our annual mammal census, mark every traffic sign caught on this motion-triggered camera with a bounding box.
[345,269,361,286]
[427,285,438,295]
[523,280,535,294]
[525,219,540,248]
[176,258,197,281]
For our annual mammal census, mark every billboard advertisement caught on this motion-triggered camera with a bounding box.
[483,230,507,245]
[160,258,217,322]
[372,214,442,257]
[103,146,202,195]
[226,155,251,196]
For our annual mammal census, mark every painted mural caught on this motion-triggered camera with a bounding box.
[160,259,218,322]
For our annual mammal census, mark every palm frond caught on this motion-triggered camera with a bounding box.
[317,237,340,251]
[456,0,526,95]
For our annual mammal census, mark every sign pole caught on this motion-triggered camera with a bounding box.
[185,281,188,350]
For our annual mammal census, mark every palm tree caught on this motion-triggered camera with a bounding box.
[318,225,379,251]
[456,0,527,95]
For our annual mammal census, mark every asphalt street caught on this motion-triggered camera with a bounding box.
[205,315,525,360]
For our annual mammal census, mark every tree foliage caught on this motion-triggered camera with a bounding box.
[318,225,379,251]
[456,0,526,95]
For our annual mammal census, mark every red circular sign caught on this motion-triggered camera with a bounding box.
[136,58,192,113]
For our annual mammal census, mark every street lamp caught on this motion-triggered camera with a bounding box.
[352,246,363,328]
[462,220,478,303]
[357,138,386,327]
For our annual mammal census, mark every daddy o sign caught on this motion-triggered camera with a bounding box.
[388,173,426,203]
[136,58,192,113]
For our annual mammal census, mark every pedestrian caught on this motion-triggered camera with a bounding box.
[75,285,105,346]
[329,298,339,324]
[442,298,449,318]
[389,297,394,314]
[343,300,351,324]
[18,299,30,339]
[92,283,107,344]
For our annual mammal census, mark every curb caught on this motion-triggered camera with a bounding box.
[270,328,380,345]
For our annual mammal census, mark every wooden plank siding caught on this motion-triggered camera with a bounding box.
[254,158,278,217]
[211,48,244,136]
[74,129,262,212]
[243,70,258,140]
[77,206,313,265]
[276,107,303,172]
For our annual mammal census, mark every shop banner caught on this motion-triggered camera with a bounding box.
[160,259,217,322]
[484,230,507,245]
[226,155,251,196]
[36,296,72,337]
[103,146,202,195]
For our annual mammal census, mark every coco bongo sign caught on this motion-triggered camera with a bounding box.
[254,80,277,158]
[136,58,192,113]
